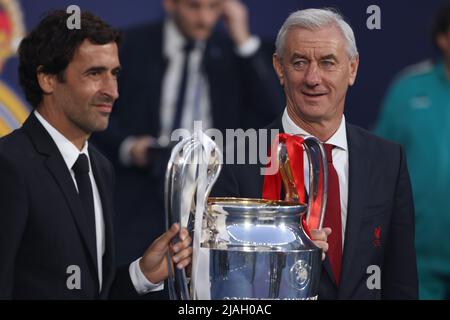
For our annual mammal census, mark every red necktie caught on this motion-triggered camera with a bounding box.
[323,144,342,285]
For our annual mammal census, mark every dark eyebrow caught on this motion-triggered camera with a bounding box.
[83,66,122,75]
[83,66,107,75]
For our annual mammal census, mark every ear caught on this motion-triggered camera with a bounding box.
[273,53,285,87]
[348,55,359,86]
[36,66,56,95]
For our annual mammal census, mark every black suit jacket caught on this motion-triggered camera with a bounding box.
[0,114,144,299]
[212,115,419,299]
[91,21,284,266]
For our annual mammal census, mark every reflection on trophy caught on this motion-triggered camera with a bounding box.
[165,131,327,300]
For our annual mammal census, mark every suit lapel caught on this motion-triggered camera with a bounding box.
[23,114,99,281]
[338,124,369,299]
[89,150,115,298]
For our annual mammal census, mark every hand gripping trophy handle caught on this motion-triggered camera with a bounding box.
[164,133,222,300]
[277,136,328,230]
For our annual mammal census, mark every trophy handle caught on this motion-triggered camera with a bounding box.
[277,136,327,230]
[164,134,223,300]
[303,136,328,230]
[165,136,195,300]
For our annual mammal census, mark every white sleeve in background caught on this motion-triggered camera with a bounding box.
[119,136,137,167]
[235,36,261,57]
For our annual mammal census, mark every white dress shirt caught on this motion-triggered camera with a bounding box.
[159,18,261,141]
[281,109,349,244]
[34,110,161,294]
[159,18,211,141]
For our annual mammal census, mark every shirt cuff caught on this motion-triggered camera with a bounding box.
[235,36,261,57]
[129,257,164,295]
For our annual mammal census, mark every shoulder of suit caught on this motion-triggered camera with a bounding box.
[0,127,32,157]
[0,128,36,180]
[347,122,402,152]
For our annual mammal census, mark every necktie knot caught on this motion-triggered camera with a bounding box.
[183,39,195,54]
[324,143,334,164]
[73,154,90,175]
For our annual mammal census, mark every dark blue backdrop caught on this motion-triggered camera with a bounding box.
[2,0,447,129]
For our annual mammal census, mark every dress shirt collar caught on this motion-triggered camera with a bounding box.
[281,108,348,151]
[34,110,90,170]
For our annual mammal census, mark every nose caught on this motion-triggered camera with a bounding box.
[198,7,216,28]
[304,62,321,87]
[102,74,119,101]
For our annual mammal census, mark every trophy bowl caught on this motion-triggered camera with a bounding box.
[202,197,322,300]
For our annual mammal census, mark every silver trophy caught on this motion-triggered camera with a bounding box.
[166,132,327,300]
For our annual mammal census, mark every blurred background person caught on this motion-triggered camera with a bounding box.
[374,1,450,300]
[91,0,283,270]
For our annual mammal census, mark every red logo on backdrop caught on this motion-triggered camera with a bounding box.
[373,226,381,247]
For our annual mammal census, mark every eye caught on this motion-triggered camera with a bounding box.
[112,70,121,79]
[88,70,101,78]
[293,59,307,69]
[320,60,336,68]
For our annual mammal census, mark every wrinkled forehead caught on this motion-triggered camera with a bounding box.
[285,25,346,55]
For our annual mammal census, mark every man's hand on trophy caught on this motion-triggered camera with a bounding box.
[310,227,331,261]
[139,223,192,284]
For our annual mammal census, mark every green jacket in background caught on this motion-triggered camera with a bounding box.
[374,60,450,300]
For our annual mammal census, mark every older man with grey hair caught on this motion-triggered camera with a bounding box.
[213,8,418,299]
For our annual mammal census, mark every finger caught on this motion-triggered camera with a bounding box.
[322,227,332,236]
[177,257,192,270]
[310,229,327,241]
[173,247,193,264]
[178,227,189,241]
[314,241,329,253]
[173,234,192,253]
[153,223,180,251]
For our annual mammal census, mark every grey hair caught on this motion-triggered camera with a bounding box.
[275,8,359,60]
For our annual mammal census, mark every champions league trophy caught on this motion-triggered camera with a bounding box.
[165,131,327,300]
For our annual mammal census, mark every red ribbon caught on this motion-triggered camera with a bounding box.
[262,134,305,203]
[262,134,312,237]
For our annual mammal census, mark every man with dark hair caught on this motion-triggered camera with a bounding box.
[375,1,450,300]
[0,10,192,299]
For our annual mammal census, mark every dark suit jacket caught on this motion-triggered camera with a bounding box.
[211,115,419,299]
[0,114,146,299]
[91,21,284,266]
